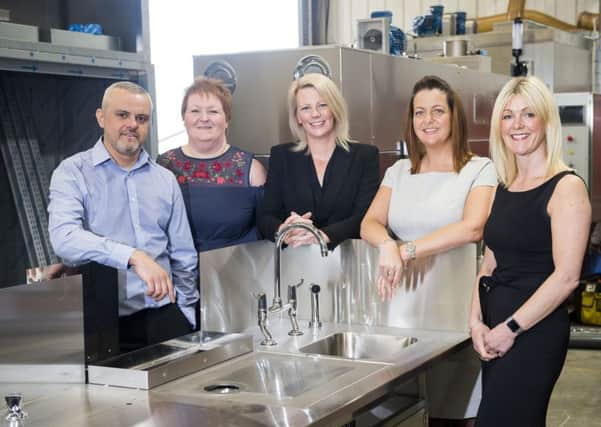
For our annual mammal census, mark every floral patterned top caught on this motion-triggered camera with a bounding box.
[157,146,263,252]
[157,146,251,187]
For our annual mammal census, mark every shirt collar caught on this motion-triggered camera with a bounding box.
[92,138,150,170]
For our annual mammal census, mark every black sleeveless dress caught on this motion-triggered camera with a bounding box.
[476,171,575,427]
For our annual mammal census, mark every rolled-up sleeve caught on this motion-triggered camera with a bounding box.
[48,159,135,269]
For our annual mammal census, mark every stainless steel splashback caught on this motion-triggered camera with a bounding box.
[193,45,508,158]
[200,239,477,334]
[0,276,85,383]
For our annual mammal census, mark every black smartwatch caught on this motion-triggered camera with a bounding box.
[505,317,523,335]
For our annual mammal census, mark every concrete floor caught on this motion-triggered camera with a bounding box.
[548,349,601,426]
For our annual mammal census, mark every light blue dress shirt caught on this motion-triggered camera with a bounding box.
[48,139,199,327]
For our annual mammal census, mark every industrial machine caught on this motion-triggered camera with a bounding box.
[0,0,156,287]
[555,92,601,221]
[193,45,508,166]
[413,20,592,93]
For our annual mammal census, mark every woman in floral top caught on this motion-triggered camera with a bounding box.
[157,77,266,252]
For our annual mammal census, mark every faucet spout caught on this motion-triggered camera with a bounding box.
[270,222,328,312]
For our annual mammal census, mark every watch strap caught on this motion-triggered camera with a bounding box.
[506,317,523,335]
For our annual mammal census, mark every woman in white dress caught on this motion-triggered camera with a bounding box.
[361,75,497,426]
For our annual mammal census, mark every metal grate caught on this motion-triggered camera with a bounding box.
[0,74,58,268]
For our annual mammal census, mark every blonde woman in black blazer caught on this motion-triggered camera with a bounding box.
[259,73,379,250]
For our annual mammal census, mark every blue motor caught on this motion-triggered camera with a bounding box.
[370,10,406,55]
[412,4,445,37]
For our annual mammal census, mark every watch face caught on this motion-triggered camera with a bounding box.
[507,318,521,333]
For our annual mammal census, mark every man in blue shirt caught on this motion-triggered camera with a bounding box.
[48,81,199,351]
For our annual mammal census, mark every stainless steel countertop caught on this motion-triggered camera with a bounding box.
[0,322,469,426]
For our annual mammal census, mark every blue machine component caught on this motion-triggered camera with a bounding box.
[68,23,104,35]
[370,10,406,55]
[455,11,467,35]
[429,5,444,34]
[412,14,437,37]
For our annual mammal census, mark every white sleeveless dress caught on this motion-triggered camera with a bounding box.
[381,156,497,418]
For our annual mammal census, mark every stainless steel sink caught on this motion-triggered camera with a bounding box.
[299,332,417,361]
[156,351,384,408]
[202,353,352,399]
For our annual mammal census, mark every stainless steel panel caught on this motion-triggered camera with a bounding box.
[372,55,506,154]
[194,46,342,156]
[340,48,373,145]
[40,28,121,51]
[0,22,38,43]
[0,324,469,426]
[194,45,507,163]
[158,351,384,409]
[199,239,341,332]
[0,276,85,383]
[200,239,478,334]
[88,332,253,390]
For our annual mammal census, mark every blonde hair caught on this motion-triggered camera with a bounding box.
[287,73,351,152]
[489,76,567,186]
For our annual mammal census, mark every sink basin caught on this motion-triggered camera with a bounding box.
[156,352,384,408]
[299,332,417,361]
[201,353,352,399]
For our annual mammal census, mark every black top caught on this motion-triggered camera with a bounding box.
[484,170,576,293]
[259,142,380,249]
[477,172,579,426]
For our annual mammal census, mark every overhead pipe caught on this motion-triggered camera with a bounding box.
[475,0,599,33]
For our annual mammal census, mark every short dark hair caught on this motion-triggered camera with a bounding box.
[405,75,471,174]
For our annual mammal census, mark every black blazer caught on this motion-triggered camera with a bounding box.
[259,142,380,249]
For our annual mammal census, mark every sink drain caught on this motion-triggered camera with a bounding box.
[203,383,242,394]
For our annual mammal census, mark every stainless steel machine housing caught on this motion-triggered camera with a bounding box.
[193,45,508,163]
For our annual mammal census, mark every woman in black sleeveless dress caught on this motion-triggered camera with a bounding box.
[468,76,591,426]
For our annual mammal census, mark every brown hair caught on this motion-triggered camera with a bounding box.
[405,75,471,174]
[181,76,232,121]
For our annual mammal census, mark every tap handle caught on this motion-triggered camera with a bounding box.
[288,278,304,300]
[287,284,297,301]
[311,284,321,294]
[255,292,267,311]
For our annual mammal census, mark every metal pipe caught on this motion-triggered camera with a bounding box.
[271,222,328,312]
[477,10,578,34]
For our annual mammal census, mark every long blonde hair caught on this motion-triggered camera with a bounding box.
[287,73,350,152]
[489,76,567,186]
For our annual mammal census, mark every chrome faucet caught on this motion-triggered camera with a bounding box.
[270,222,328,312]
[286,280,304,336]
[256,292,276,346]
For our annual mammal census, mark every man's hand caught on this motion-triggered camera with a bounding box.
[128,250,175,303]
